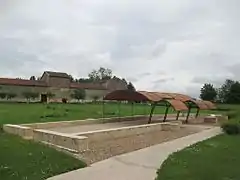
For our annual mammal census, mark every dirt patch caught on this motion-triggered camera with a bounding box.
[77,125,208,164]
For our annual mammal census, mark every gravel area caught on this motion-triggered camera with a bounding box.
[77,125,209,165]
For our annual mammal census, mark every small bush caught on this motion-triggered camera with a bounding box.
[221,122,240,135]
[62,98,68,104]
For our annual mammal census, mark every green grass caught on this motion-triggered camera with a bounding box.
[156,135,240,180]
[156,104,240,180]
[0,102,225,180]
[0,102,169,125]
[0,132,86,180]
[0,102,169,180]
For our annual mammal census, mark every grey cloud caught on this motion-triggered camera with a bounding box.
[127,77,138,83]
[0,0,240,97]
[138,72,151,77]
[191,76,226,87]
[227,63,240,79]
[152,77,174,84]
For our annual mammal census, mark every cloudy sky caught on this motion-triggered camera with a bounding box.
[0,0,239,97]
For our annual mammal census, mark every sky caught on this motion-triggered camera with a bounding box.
[0,0,240,97]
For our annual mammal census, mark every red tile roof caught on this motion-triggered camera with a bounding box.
[70,83,106,90]
[0,78,47,87]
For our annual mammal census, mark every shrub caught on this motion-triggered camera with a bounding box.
[0,92,6,99]
[6,93,17,100]
[221,122,240,135]
[62,98,68,103]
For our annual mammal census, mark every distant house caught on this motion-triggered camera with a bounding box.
[0,71,127,102]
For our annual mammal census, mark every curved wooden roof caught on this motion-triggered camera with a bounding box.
[202,100,217,109]
[104,90,215,111]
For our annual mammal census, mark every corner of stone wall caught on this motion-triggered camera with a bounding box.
[3,124,33,139]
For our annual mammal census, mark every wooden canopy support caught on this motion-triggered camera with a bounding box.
[103,90,215,124]
[195,108,200,118]
[148,103,156,124]
[186,107,191,123]
[163,105,170,122]
[176,111,180,120]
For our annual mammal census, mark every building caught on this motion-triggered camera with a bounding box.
[0,71,128,102]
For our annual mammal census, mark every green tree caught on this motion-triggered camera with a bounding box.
[127,82,136,91]
[6,93,17,100]
[0,92,6,99]
[92,95,99,102]
[22,92,32,102]
[218,79,235,103]
[71,89,86,101]
[225,81,240,104]
[200,83,217,101]
[88,67,112,81]
[22,92,39,102]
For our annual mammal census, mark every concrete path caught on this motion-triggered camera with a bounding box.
[48,127,222,180]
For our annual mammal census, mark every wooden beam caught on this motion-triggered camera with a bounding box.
[163,106,170,122]
[176,111,180,120]
[186,107,191,123]
[148,103,156,124]
[195,108,200,118]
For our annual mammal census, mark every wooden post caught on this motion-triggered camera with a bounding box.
[176,111,180,120]
[186,107,191,123]
[148,103,156,124]
[195,108,200,118]
[163,106,169,122]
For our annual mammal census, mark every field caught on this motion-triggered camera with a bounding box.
[0,102,228,180]
[0,102,170,180]
[0,133,86,180]
[156,104,240,180]
[0,102,168,125]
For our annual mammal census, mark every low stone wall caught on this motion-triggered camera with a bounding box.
[3,120,182,153]
[184,115,228,124]
[32,122,180,152]
[33,129,88,152]
[3,124,33,139]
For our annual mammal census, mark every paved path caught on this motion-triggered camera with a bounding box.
[48,127,222,180]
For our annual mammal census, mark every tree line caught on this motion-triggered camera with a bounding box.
[200,79,240,104]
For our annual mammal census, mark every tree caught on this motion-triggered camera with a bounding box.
[0,92,6,99]
[92,95,99,102]
[71,89,86,101]
[6,93,17,100]
[225,81,240,104]
[30,76,36,80]
[22,92,32,102]
[218,79,235,103]
[88,67,112,81]
[22,92,39,102]
[200,83,217,101]
[127,82,136,91]
[78,78,93,83]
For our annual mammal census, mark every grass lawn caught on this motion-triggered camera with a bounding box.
[156,135,240,180]
[0,102,169,125]
[0,132,86,180]
[0,102,220,180]
[0,102,169,180]
[156,104,240,180]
